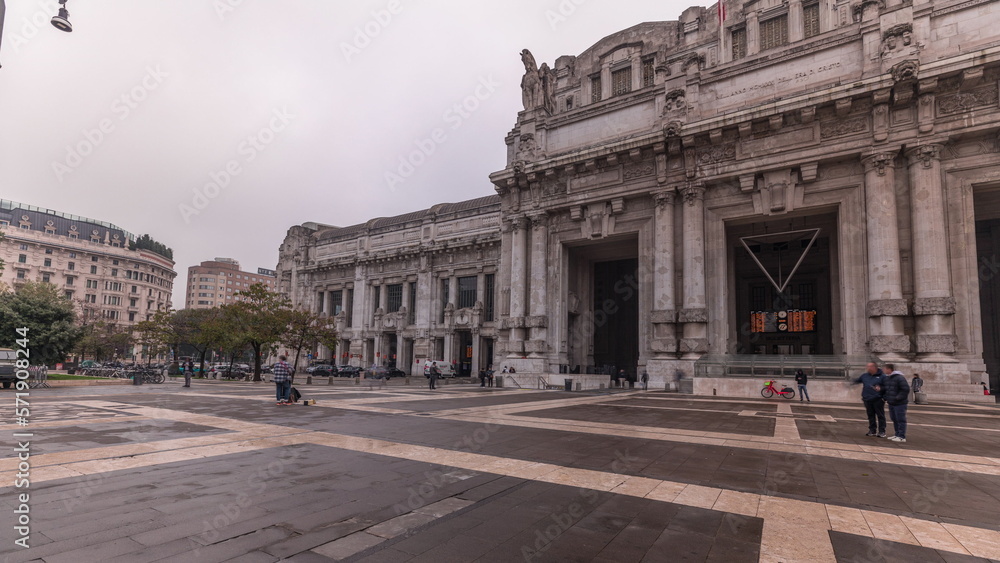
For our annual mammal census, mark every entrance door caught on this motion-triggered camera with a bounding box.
[592,258,639,377]
[457,331,473,376]
[387,335,398,369]
[977,218,1000,393]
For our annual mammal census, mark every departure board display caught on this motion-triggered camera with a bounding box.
[750,310,817,333]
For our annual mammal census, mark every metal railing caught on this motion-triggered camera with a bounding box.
[694,354,873,380]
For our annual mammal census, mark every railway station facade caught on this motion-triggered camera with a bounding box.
[279,0,1000,397]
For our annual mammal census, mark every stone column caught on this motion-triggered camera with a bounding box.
[443,333,453,365]
[395,331,404,368]
[679,184,708,357]
[862,151,910,357]
[401,281,411,325]
[317,291,325,314]
[471,329,482,375]
[747,11,760,56]
[380,284,389,313]
[652,190,678,355]
[508,216,529,355]
[906,144,957,358]
[325,291,334,318]
[527,212,549,354]
[788,0,805,42]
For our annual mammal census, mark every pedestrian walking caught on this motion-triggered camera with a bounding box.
[852,362,887,437]
[272,355,293,405]
[429,361,440,390]
[883,363,910,443]
[184,360,194,387]
[795,369,811,403]
[640,370,649,391]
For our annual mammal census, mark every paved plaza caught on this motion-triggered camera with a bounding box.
[1,381,999,562]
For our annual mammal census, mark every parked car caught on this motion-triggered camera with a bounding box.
[0,348,16,389]
[336,365,362,377]
[310,365,336,377]
[369,366,405,380]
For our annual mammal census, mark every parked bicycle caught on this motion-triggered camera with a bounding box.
[761,380,796,399]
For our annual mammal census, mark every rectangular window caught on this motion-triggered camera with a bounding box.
[484,274,496,322]
[611,67,632,97]
[732,27,747,60]
[331,290,343,316]
[759,15,788,51]
[43,258,52,267]
[130,298,138,307]
[565,96,573,110]
[112,259,119,266]
[457,276,477,309]
[41,273,51,283]
[17,254,26,263]
[16,270,26,280]
[69,252,76,258]
[86,280,98,289]
[65,291,74,299]
[803,3,820,38]
[440,279,450,323]
[68,262,75,271]
[591,75,602,103]
[19,244,28,251]
[44,248,53,255]
[408,282,417,325]
[387,284,403,313]
[86,294,96,303]
[642,58,655,88]
[66,276,75,286]
[131,285,138,294]
[128,312,136,322]
[92,256,99,262]
[90,265,98,274]
[111,268,118,277]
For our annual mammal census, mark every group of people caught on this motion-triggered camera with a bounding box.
[478,367,496,387]
[853,362,912,443]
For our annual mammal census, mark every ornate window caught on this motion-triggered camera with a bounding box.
[642,58,655,87]
[484,274,495,322]
[387,283,403,313]
[732,27,747,60]
[591,75,602,103]
[803,3,820,38]
[759,15,788,51]
[611,67,632,97]
[458,276,477,309]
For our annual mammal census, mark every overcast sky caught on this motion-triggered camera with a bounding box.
[0,0,693,307]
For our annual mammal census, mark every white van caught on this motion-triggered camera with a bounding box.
[422,360,456,378]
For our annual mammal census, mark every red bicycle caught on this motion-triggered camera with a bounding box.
[761,380,796,399]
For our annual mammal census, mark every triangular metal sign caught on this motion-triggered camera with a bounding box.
[739,228,821,294]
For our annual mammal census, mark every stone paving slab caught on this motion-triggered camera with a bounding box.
[0,385,998,562]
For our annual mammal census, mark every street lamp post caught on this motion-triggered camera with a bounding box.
[0,0,73,68]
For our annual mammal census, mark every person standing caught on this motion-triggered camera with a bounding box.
[272,355,293,405]
[184,360,194,388]
[883,363,910,443]
[487,367,494,388]
[852,362,887,437]
[479,368,487,387]
[795,369,811,403]
[429,361,440,390]
[640,370,649,391]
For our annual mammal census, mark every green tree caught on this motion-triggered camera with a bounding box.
[173,308,226,375]
[284,308,339,373]
[134,310,176,366]
[227,283,293,381]
[0,281,80,365]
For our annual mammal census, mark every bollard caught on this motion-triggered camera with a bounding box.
[328,376,333,385]
[355,376,360,386]
[307,376,313,385]
[405,377,411,386]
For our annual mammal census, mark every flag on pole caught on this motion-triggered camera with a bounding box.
[718,0,726,26]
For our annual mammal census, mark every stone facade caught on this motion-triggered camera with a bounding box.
[489,0,1000,393]
[277,197,501,375]
[0,200,176,326]
[283,0,1000,396]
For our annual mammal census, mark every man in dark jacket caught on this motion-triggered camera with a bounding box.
[852,362,887,437]
[429,362,440,390]
[883,363,910,443]
[795,369,811,403]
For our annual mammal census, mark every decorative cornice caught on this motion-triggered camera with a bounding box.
[905,144,943,168]
[861,152,898,176]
